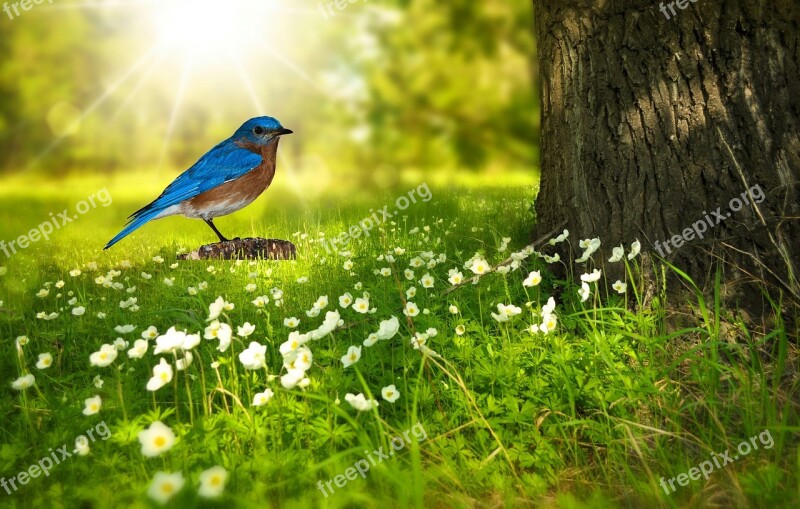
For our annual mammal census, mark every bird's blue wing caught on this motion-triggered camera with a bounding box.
[142,140,263,213]
[104,140,262,249]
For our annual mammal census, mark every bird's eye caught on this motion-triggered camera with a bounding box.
[253,126,266,135]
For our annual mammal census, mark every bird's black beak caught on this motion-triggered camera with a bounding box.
[276,128,293,136]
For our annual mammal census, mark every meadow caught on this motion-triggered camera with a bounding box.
[0,173,797,508]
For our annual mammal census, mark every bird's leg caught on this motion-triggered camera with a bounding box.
[204,219,231,243]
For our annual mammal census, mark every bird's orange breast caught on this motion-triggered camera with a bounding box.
[183,139,280,218]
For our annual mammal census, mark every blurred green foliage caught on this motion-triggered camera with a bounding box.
[0,0,537,180]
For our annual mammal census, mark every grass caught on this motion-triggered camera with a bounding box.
[0,172,797,508]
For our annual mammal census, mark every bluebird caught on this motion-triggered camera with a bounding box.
[104,117,292,249]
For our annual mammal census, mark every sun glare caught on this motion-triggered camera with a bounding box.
[153,0,274,59]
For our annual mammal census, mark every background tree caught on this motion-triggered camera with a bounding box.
[532,0,800,307]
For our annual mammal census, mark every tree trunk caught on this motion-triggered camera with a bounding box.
[532,0,800,307]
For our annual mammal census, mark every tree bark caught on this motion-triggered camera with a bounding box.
[177,238,296,261]
[532,0,800,306]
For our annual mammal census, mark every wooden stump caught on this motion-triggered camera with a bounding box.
[177,238,296,261]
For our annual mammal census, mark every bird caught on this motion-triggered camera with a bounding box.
[104,116,292,250]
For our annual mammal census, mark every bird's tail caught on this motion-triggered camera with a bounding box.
[104,207,163,250]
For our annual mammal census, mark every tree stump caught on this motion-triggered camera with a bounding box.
[177,238,296,261]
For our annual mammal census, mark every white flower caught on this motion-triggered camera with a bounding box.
[341,345,362,368]
[380,268,391,277]
[36,353,53,369]
[455,325,466,336]
[296,276,308,284]
[448,270,464,285]
[205,321,233,352]
[344,392,379,411]
[283,317,300,329]
[353,297,370,314]
[469,257,491,275]
[576,238,601,263]
[72,306,86,316]
[420,273,434,288]
[343,260,354,270]
[540,314,558,334]
[11,374,35,390]
[548,229,569,245]
[523,271,542,287]
[376,316,400,340]
[313,295,329,310]
[542,296,556,315]
[147,471,184,505]
[89,344,118,367]
[406,286,417,299]
[146,358,174,391]
[491,303,522,323]
[608,245,624,263]
[153,327,186,355]
[580,269,602,283]
[245,283,256,293]
[142,326,159,340]
[363,333,379,347]
[338,293,353,308]
[36,288,49,298]
[403,302,420,317]
[114,324,136,334]
[628,240,641,260]
[176,352,193,371]
[127,339,148,359]
[448,305,459,314]
[306,307,320,318]
[113,337,129,350]
[182,333,200,350]
[93,375,104,388]
[138,421,176,457]
[237,322,256,337]
[252,389,275,407]
[613,280,627,294]
[410,332,428,349]
[404,268,415,280]
[198,466,228,498]
[207,296,227,321]
[381,384,400,403]
[280,368,305,389]
[239,342,267,370]
[163,277,174,287]
[82,395,102,415]
[578,282,591,302]
[252,295,269,308]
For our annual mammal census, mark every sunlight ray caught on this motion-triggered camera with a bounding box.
[157,56,193,171]
[27,46,158,169]
[109,51,166,123]
[232,56,265,114]
[255,37,332,97]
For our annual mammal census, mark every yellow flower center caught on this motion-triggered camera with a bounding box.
[154,436,166,447]
[210,476,221,486]
[160,482,174,494]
